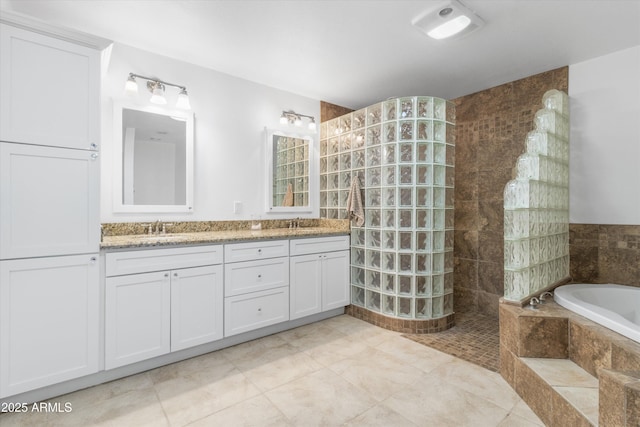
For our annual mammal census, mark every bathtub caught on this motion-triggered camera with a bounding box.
[554,284,640,344]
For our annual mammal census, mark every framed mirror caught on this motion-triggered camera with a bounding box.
[266,129,315,213]
[113,102,194,213]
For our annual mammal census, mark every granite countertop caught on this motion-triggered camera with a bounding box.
[101,226,349,250]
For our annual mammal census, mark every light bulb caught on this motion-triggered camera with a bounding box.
[176,88,191,110]
[124,75,138,95]
[149,84,167,105]
[280,113,288,125]
[427,15,471,39]
[308,118,316,131]
[294,116,303,127]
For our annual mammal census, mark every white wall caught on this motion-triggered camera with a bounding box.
[101,43,320,223]
[569,45,640,225]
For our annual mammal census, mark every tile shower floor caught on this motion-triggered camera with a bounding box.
[1,315,542,427]
[404,311,501,372]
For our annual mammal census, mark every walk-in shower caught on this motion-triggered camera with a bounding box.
[320,97,455,327]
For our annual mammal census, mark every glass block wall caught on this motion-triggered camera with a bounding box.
[503,90,570,301]
[320,97,455,320]
[273,135,309,207]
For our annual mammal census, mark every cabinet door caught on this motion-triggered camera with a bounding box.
[105,271,171,369]
[0,24,99,150]
[0,143,100,259]
[0,255,99,398]
[289,254,322,320]
[171,265,223,352]
[322,250,350,311]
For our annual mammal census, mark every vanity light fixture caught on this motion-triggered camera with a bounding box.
[412,0,484,40]
[279,110,317,131]
[124,72,191,110]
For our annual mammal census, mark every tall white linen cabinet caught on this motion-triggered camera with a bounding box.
[0,18,109,398]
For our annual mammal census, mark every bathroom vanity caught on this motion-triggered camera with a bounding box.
[101,231,349,387]
[0,14,346,404]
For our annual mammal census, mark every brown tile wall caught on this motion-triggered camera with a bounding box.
[570,223,640,287]
[320,101,353,122]
[500,301,640,426]
[452,67,569,316]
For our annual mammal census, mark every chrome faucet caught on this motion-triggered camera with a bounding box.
[540,291,553,302]
[529,297,540,309]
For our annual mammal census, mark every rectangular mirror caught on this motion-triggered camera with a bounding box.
[266,129,315,213]
[113,102,194,213]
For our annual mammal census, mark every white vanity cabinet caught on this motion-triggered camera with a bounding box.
[0,18,107,399]
[223,240,290,337]
[0,255,99,398]
[0,142,100,259]
[289,236,350,320]
[0,23,100,150]
[104,246,223,369]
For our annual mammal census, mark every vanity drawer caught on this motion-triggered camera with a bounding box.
[224,240,288,263]
[289,235,350,256]
[224,257,289,297]
[224,287,289,337]
[105,245,223,277]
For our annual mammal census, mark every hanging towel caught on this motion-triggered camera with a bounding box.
[346,177,365,226]
[282,182,294,207]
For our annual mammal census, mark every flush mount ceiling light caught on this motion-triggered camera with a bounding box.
[412,0,484,40]
[280,110,316,131]
[124,72,191,110]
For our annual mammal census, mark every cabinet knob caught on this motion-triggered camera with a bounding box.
[90,143,98,150]
[89,256,97,263]
[257,249,262,254]
[257,274,262,279]
[164,273,169,278]
[90,153,99,160]
[174,273,178,277]
[257,307,262,313]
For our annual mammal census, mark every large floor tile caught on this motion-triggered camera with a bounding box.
[497,412,545,426]
[382,374,512,427]
[427,357,522,412]
[154,366,260,426]
[301,334,372,366]
[375,334,458,373]
[187,395,291,427]
[266,368,377,426]
[343,404,419,426]
[230,342,323,391]
[328,347,423,402]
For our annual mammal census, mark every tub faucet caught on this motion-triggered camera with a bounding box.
[529,297,540,309]
[540,291,553,302]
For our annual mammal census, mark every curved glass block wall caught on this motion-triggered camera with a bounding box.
[503,90,570,301]
[320,97,455,320]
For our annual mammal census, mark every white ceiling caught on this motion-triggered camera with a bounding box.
[2,0,639,109]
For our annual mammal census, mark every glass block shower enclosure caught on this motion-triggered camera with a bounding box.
[320,97,455,320]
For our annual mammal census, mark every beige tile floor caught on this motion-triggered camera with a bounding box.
[1,315,544,427]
